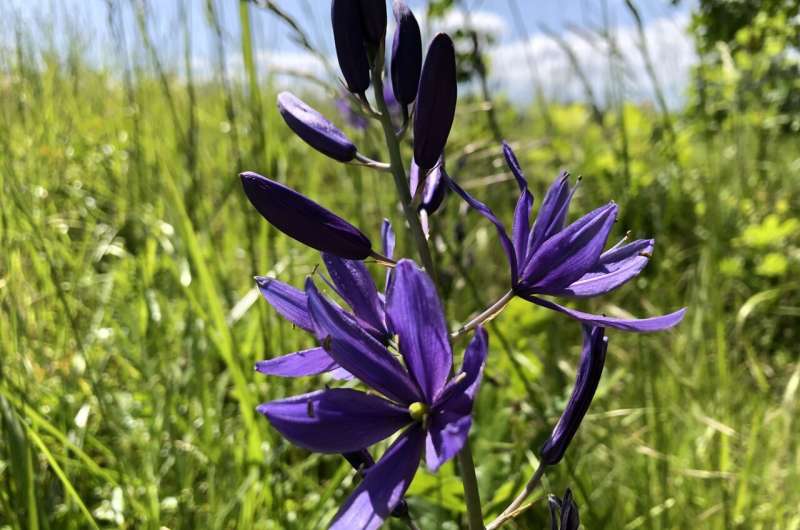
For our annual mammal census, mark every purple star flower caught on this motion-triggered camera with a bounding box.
[449,142,686,332]
[257,259,489,530]
[254,220,397,379]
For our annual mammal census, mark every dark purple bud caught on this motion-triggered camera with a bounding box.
[358,0,387,47]
[240,172,372,260]
[548,489,580,530]
[331,0,371,94]
[342,449,409,518]
[420,160,449,215]
[540,326,607,466]
[413,33,457,170]
[277,92,357,162]
[390,0,422,105]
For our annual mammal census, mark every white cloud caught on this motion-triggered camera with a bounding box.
[489,12,695,106]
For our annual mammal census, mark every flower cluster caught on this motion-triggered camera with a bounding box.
[239,1,686,528]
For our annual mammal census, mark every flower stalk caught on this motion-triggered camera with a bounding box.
[453,290,515,338]
[486,462,546,530]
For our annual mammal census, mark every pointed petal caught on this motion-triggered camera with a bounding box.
[323,253,387,336]
[527,171,574,253]
[255,276,313,331]
[540,326,607,465]
[426,327,488,471]
[254,347,340,378]
[331,426,425,530]
[503,143,534,267]
[520,203,617,291]
[448,177,519,283]
[557,239,654,297]
[381,219,396,260]
[257,389,409,453]
[241,172,371,260]
[386,260,452,403]
[524,295,687,333]
[306,278,420,404]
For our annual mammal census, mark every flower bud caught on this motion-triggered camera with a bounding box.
[331,0,371,94]
[540,326,607,466]
[413,33,457,170]
[420,160,448,215]
[278,92,357,162]
[358,0,387,47]
[241,172,372,260]
[548,489,580,530]
[390,0,422,105]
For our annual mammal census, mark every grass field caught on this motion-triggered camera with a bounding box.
[1,2,799,529]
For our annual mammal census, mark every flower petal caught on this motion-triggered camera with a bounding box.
[386,260,452,403]
[519,203,617,292]
[241,172,372,260]
[426,327,488,471]
[257,389,409,453]
[255,276,313,331]
[254,347,341,378]
[540,326,607,465]
[527,171,574,253]
[556,239,654,298]
[331,425,425,530]
[306,278,420,404]
[448,177,519,283]
[323,253,387,336]
[523,295,687,332]
[504,142,534,268]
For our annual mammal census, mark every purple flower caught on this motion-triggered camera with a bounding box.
[540,325,606,466]
[410,156,449,238]
[241,172,372,260]
[255,220,396,378]
[331,0,371,94]
[257,260,489,529]
[278,92,357,162]
[449,142,687,332]
[390,0,422,105]
[548,489,580,530]
[414,33,457,170]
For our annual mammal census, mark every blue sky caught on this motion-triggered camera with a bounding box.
[2,0,696,105]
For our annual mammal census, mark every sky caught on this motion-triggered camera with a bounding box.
[2,0,697,106]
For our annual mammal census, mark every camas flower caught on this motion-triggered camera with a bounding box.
[449,142,686,332]
[540,325,607,465]
[241,172,373,260]
[257,260,489,529]
[548,489,580,530]
[254,220,396,378]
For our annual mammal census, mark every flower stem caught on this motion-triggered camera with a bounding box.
[372,70,484,530]
[485,463,546,530]
[372,72,438,284]
[453,290,515,338]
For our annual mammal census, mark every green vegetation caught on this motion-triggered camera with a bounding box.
[1,1,798,529]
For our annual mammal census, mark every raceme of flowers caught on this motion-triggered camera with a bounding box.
[238,1,687,528]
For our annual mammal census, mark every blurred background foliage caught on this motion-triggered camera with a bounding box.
[1,0,799,529]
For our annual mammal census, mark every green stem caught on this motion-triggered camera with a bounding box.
[372,72,484,530]
[372,74,438,283]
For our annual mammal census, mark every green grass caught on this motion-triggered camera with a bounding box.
[1,3,799,530]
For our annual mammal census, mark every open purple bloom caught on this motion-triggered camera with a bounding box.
[254,221,397,378]
[540,325,607,466]
[241,171,372,260]
[257,260,489,530]
[390,0,422,106]
[548,489,580,530]
[449,141,686,332]
[413,33,457,171]
[278,92,357,162]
